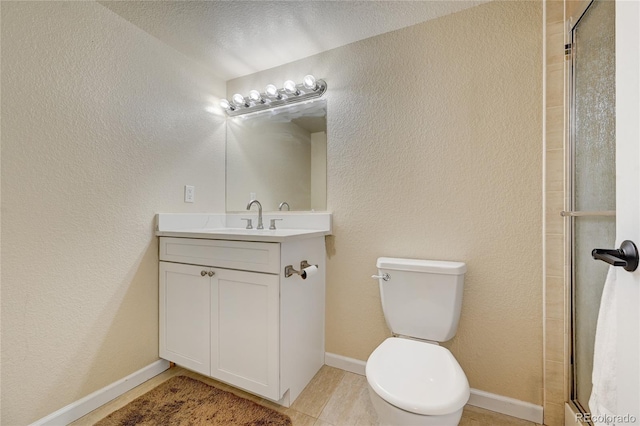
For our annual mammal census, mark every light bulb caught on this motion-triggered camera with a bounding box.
[283,80,299,95]
[220,99,234,110]
[232,93,246,107]
[303,75,317,90]
[249,90,262,102]
[265,84,279,98]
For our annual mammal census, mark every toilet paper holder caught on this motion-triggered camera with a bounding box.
[285,260,317,279]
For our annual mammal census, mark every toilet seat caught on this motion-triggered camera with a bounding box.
[366,337,470,416]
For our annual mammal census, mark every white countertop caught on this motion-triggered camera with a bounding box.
[155,213,332,242]
[156,227,329,243]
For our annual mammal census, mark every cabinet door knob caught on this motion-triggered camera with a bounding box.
[201,270,207,276]
[208,271,215,277]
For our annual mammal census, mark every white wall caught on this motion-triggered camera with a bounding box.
[228,1,543,404]
[0,2,226,424]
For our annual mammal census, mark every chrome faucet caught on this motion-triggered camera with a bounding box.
[246,199,264,229]
[279,201,290,211]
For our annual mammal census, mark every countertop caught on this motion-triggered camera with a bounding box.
[156,227,329,243]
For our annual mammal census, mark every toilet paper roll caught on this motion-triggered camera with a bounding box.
[301,265,318,279]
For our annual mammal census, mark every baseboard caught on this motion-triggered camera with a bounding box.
[325,352,366,375]
[468,388,543,424]
[325,352,544,424]
[31,359,170,426]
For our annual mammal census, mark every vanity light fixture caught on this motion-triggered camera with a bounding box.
[221,74,327,117]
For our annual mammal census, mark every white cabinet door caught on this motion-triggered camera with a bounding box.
[159,261,211,376]
[211,268,280,400]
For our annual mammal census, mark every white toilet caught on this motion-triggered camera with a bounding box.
[366,257,470,426]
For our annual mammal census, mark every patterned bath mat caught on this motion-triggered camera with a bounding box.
[95,375,292,425]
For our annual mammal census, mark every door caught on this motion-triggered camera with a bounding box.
[211,268,280,400]
[614,1,639,420]
[568,0,616,411]
[159,261,211,376]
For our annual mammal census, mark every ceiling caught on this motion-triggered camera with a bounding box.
[99,1,487,82]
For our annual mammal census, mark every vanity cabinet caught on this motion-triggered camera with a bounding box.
[158,236,325,406]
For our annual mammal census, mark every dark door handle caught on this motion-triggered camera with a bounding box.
[592,240,639,272]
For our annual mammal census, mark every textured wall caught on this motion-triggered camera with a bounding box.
[228,1,543,404]
[0,2,225,424]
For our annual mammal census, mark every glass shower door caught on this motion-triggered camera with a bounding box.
[568,0,616,413]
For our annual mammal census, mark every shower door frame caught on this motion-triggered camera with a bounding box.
[566,5,582,414]
[565,0,616,419]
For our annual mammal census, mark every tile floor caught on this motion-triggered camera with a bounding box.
[72,365,543,426]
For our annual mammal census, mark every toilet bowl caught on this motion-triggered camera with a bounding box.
[366,337,469,425]
[366,258,469,425]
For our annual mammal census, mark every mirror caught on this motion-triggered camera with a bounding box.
[226,99,327,212]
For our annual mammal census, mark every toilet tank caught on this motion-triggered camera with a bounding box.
[376,257,466,342]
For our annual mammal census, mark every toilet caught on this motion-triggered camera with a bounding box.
[366,257,470,426]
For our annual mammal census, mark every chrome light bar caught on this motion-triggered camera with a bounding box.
[220,75,327,117]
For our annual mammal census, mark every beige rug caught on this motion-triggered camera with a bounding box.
[95,375,292,426]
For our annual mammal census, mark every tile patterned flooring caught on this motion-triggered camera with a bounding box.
[72,365,542,425]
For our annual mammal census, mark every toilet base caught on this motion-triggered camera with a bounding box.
[367,385,463,426]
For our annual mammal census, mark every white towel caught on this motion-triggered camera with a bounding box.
[589,265,617,422]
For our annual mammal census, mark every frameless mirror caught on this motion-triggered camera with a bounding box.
[226,99,327,212]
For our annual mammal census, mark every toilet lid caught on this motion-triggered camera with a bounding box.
[366,338,470,416]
